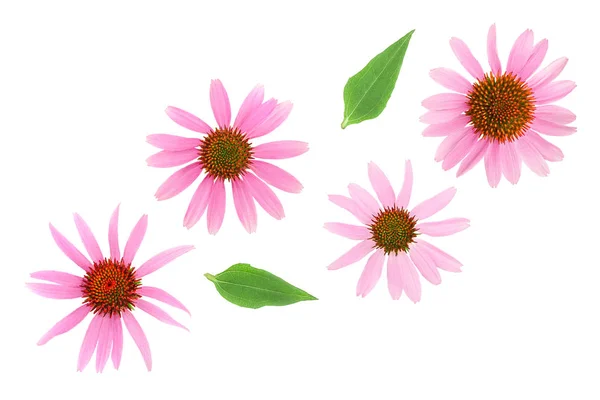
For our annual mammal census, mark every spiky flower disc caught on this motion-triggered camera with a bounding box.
[369,206,418,254]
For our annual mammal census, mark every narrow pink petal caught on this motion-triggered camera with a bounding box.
[328,194,371,226]
[136,299,189,331]
[429,68,472,94]
[327,240,375,271]
[123,214,148,265]
[253,141,309,160]
[348,183,379,217]
[528,57,568,90]
[422,93,468,111]
[247,101,293,139]
[524,131,564,161]
[484,141,502,187]
[72,214,103,263]
[417,240,462,272]
[500,141,522,184]
[237,98,277,134]
[457,139,489,177]
[77,314,103,372]
[409,244,441,285]
[122,310,152,371]
[138,286,191,315]
[411,187,456,221]
[183,175,214,229]
[250,160,303,193]
[146,134,201,151]
[516,136,550,177]
[441,131,478,171]
[30,270,82,287]
[368,162,395,208]
[386,255,403,300]
[449,37,485,80]
[95,317,112,373]
[531,119,577,136]
[519,39,549,80]
[506,29,534,74]
[534,80,576,104]
[154,163,202,201]
[27,283,82,299]
[232,177,257,233]
[146,149,199,168]
[487,24,502,75]
[435,126,469,162]
[37,305,90,346]
[108,204,120,260]
[135,245,195,278]
[396,160,413,208]
[324,222,371,240]
[356,250,385,297]
[420,109,465,124]
[210,79,231,128]
[207,178,226,235]
[422,114,470,137]
[234,84,265,129]
[165,106,212,134]
[534,105,576,125]
[397,252,421,303]
[111,316,123,369]
[417,218,470,236]
[244,172,285,220]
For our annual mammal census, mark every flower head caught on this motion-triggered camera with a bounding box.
[147,80,308,234]
[325,161,469,302]
[421,24,576,186]
[27,205,195,372]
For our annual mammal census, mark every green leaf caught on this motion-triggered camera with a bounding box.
[204,263,318,309]
[341,29,415,129]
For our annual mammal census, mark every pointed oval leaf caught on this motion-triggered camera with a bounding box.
[341,29,415,129]
[204,263,318,309]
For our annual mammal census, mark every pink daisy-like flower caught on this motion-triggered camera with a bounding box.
[325,161,469,302]
[421,24,576,186]
[27,205,195,372]
[147,80,307,234]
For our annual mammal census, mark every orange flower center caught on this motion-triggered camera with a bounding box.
[198,127,253,180]
[369,206,418,255]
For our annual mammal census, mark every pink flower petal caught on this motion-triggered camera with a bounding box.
[356,250,385,297]
[441,131,477,171]
[327,240,375,270]
[122,310,152,371]
[516,136,550,177]
[121,214,148,265]
[210,79,231,128]
[534,80,576,104]
[232,177,257,233]
[165,106,212,134]
[73,213,103,263]
[396,160,413,208]
[154,163,202,201]
[397,252,421,303]
[328,194,371,226]
[457,139,489,177]
[410,187,457,221]
[77,313,103,372]
[207,178,226,235]
[108,204,120,260]
[524,131,564,161]
[244,172,285,220]
[500,141,522,184]
[417,240,462,272]
[324,222,371,240]
[146,134,201,151]
[49,224,91,272]
[409,243,441,285]
[237,98,278,134]
[111,316,123,369]
[435,126,470,162]
[348,183,379,217]
[135,245,195,278]
[484,141,502,187]
[368,161,395,208]
[30,270,82,287]
[531,119,577,136]
[136,299,189,331]
[250,160,303,194]
[429,68,472,94]
[422,93,468,111]
[247,101,293,139]
[519,39,549,80]
[422,114,470,137]
[534,105,576,125]
[253,141,309,160]
[450,37,485,80]
[506,29,534,74]
[146,149,199,168]
[528,57,568,90]
[183,174,214,229]
[234,84,265,129]
[138,286,191,315]
[420,109,465,124]
[417,218,470,236]
[386,255,403,300]
[27,283,82,299]
[37,305,90,346]
[487,24,502,75]
[95,317,112,373]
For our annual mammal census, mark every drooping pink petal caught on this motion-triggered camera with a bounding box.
[327,240,375,270]
[146,149,199,168]
[484,141,502,187]
[421,108,467,124]
[253,141,309,160]
[348,183,379,217]
[487,24,502,75]
[155,163,202,201]
[123,214,148,265]
[534,80,576,104]
[49,224,91,272]
[435,126,470,162]
[26,283,82,299]
[422,114,470,137]
[231,177,257,233]
[30,270,82,287]
[95,317,112,373]
[386,255,403,300]
[237,98,278,134]
[410,187,456,221]
[77,313,103,372]
[111,316,123,369]
[122,310,152,371]
[210,79,231,128]
[516,136,550,177]
[136,299,189,331]
[396,160,413,208]
[429,68,472,94]
[449,37,485,80]
[524,131,564,161]
[37,305,90,345]
[138,286,191,315]
[368,162,395,208]
[409,243,441,285]
[506,29,534,74]
[417,218,470,236]
[183,174,214,229]
[534,105,576,125]
[234,84,265,129]
[328,194,371,225]
[530,119,577,136]
[356,250,385,297]
[165,106,212,134]
[441,131,478,171]
[528,57,568,90]
[73,213,103,263]
[500,141,522,184]
[397,252,421,303]
[146,134,201,151]
[244,173,285,220]
[422,93,468,111]
[417,240,462,272]
[247,101,293,139]
[250,160,303,193]
[457,139,489,177]
[324,222,371,240]
[519,39,548,80]
[108,204,120,260]
[207,178,226,235]
[135,245,195,278]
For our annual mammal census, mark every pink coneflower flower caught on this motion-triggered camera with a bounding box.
[27,205,194,372]
[325,161,468,302]
[147,80,307,234]
[421,24,576,186]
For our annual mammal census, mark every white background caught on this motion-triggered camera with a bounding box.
[0,0,598,399]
